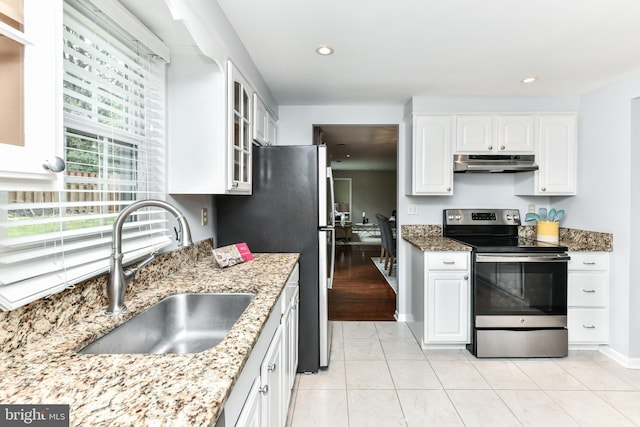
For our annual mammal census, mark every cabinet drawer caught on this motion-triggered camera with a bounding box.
[568,309,608,343]
[568,253,609,271]
[568,274,608,307]
[427,252,468,270]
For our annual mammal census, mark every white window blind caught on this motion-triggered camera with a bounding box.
[0,0,169,310]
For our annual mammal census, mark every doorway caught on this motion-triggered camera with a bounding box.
[314,124,398,321]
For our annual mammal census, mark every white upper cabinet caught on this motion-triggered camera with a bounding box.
[497,115,535,153]
[0,0,62,189]
[455,115,493,153]
[456,114,534,153]
[167,57,253,194]
[410,115,453,195]
[228,61,253,193]
[514,113,577,196]
[253,93,277,146]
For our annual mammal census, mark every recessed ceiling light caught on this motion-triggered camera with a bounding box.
[521,76,538,84]
[316,45,334,56]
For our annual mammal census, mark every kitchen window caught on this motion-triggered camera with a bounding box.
[0,0,170,310]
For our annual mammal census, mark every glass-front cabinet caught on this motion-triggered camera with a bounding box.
[228,61,252,193]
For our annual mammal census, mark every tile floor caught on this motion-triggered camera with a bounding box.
[286,321,640,427]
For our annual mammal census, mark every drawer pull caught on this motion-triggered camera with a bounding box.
[582,289,596,293]
[582,261,597,265]
[582,324,596,329]
[268,363,277,372]
[443,261,456,265]
[259,385,269,394]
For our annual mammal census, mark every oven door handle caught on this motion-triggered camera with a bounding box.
[476,253,571,263]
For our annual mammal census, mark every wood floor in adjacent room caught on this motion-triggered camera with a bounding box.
[329,244,396,321]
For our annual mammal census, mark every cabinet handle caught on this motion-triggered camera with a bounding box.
[500,146,506,150]
[541,187,546,192]
[232,182,239,188]
[443,261,456,265]
[582,261,597,265]
[463,275,469,280]
[582,324,596,329]
[446,187,451,192]
[259,385,269,394]
[487,146,493,150]
[268,363,277,372]
[582,289,596,293]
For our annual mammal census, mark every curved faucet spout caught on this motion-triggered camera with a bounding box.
[107,199,193,315]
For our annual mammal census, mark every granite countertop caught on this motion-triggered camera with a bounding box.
[0,253,299,426]
[402,224,613,252]
[402,235,472,252]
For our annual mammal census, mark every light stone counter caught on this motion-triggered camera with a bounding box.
[0,242,299,427]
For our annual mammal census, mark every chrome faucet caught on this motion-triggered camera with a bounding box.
[107,199,193,315]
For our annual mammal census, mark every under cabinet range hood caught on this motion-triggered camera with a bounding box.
[453,154,538,173]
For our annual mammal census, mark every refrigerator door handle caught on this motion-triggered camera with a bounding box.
[328,227,335,289]
[327,167,335,227]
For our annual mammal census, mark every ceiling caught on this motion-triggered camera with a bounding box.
[318,125,398,171]
[217,0,640,105]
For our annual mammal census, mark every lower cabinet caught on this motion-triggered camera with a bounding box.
[567,252,609,345]
[230,264,299,427]
[408,249,470,348]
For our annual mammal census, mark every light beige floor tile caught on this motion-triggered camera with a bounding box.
[329,323,345,362]
[514,360,587,390]
[397,389,463,427]
[297,360,346,390]
[347,390,407,427]
[423,349,473,361]
[374,321,414,339]
[343,338,385,361]
[596,391,640,424]
[345,360,394,389]
[598,361,640,389]
[342,321,378,339]
[557,361,636,390]
[381,338,426,360]
[290,389,349,427]
[497,390,579,426]
[472,360,539,390]
[431,361,491,389]
[447,389,520,427]
[388,360,442,389]
[547,390,636,426]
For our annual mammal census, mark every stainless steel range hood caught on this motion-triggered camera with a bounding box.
[453,154,538,173]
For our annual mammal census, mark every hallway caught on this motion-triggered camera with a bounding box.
[329,244,396,321]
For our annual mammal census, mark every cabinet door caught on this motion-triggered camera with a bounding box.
[260,326,284,427]
[497,115,534,153]
[426,272,469,343]
[253,93,268,145]
[228,61,253,193]
[235,377,262,427]
[267,114,277,146]
[455,115,493,153]
[412,115,453,195]
[537,114,577,194]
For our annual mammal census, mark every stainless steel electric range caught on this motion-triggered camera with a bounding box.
[443,209,570,358]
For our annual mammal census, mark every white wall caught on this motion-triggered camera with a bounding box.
[566,74,640,363]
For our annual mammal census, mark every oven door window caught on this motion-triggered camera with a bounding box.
[474,258,567,316]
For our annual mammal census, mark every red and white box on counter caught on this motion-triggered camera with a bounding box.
[212,242,254,268]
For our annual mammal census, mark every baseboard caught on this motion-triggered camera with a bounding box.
[599,346,640,369]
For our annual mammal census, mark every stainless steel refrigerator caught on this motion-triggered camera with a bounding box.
[215,144,335,373]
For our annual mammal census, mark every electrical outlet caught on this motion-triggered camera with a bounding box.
[528,204,536,213]
[408,204,419,215]
[201,208,208,226]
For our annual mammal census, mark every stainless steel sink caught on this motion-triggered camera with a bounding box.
[80,293,255,354]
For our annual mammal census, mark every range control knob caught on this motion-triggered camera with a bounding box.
[455,214,462,220]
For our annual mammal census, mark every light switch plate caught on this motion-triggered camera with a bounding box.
[408,204,419,215]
